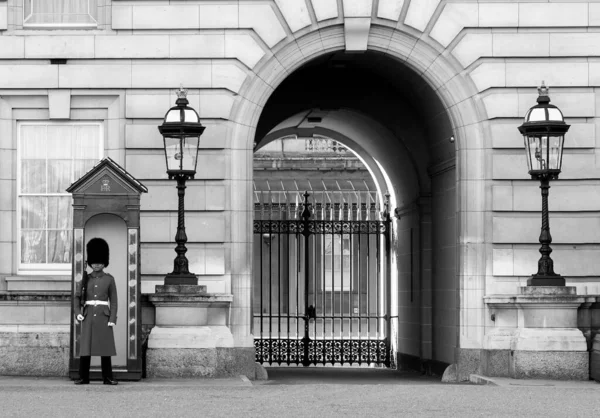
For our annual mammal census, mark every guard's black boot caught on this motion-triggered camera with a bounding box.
[103,378,118,385]
[74,379,89,385]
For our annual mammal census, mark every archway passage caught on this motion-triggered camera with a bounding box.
[252,50,458,370]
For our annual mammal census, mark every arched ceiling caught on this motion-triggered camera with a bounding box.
[254,50,455,207]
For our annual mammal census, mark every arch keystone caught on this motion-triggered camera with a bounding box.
[344,18,371,51]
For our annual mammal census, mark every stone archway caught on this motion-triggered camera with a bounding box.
[228,25,489,377]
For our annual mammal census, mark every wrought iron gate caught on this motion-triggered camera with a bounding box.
[253,192,391,366]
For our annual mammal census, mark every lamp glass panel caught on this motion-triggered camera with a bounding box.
[165,109,180,123]
[181,136,200,172]
[183,109,199,123]
[525,136,541,171]
[548,135,564,171]
[528,108,547,122]
[547,108,563,121]
[164,136,182,171]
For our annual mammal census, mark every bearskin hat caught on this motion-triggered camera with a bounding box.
[86,238,109,267]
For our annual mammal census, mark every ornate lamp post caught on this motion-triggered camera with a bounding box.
[518,83,570,286]
[158,87,206,285]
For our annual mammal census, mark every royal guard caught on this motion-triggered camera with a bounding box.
[74,238,119,385]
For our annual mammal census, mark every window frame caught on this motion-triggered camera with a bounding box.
[17,121,104,275]
[23,0,99,29]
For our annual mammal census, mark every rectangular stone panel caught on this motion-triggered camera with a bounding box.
[493,153,599,180]
[95,35,169,59]
[493,182,600,212]
[518,92,595,118]
[519,3,588,27]
[126,152,226,181]
[140,181,225,211]
[0,65,58,88]
[131,5,200,29]
[111,5,132,29]
[24,36,94,59]
[551,33,600,56]
[126,123,227,150]
[0,306,45,325]
[491,120,595,149]
[170,34,225,59]
[125,93,180,119]
[506,61,588,88]
[141,245,224,275]
[496,246,600,277]
[493,33,550,57]
[140,212,226,243]
[131,63,211,89]
[478,3,518,27]
[58,64,132,88]
[199,4,238,28]
[0,37,24,58]
[0,2,6,30]
[493,215,600,244]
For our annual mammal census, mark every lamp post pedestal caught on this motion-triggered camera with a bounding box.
[483,286,589,380]
[146,285,258,378]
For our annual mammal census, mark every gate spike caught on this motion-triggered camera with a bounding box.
[301,191,311,220]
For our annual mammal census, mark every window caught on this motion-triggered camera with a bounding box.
[18,123,102,273]
[24,0,98,28]
[323,235,352,291]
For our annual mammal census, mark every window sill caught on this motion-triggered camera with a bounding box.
[5,275,71,293]
[22,23,98,30]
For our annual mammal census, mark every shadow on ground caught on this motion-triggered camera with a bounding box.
[259,366,443,385]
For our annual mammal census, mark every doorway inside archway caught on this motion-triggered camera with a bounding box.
[252,50,457,371]
[253,135,391,366]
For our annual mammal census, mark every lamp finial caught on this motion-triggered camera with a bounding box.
[176,85,188,100]
[536,81,550,104]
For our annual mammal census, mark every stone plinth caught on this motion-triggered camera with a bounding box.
[483,286,589,380]
[591,334,600,382]
[146,285,255,379]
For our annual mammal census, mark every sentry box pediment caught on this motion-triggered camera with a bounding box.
[67,156,148,197]
[66,157,148,227]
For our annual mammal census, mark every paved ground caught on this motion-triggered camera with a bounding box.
[0,368,599,417]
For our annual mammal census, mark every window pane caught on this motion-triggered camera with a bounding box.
[48,160,73,193]
[74,125,101,159]
[21,197,47,229]
[48,197,72,229]
[26,0,97,25]
[21,230,47,263]
[21,159,47,193]
[21,125,47,158]
[47,125,73,159]
[49,230,72,263]
[74,159,98,180]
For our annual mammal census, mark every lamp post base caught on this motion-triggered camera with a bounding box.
[164,273,198,285]
[527,275,565,286]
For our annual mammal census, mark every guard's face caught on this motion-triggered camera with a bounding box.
[91,263,105,272]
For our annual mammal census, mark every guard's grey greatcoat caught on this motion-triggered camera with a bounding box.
[74,272,118,356]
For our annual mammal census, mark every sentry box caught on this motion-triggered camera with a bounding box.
[66,157,147,380]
